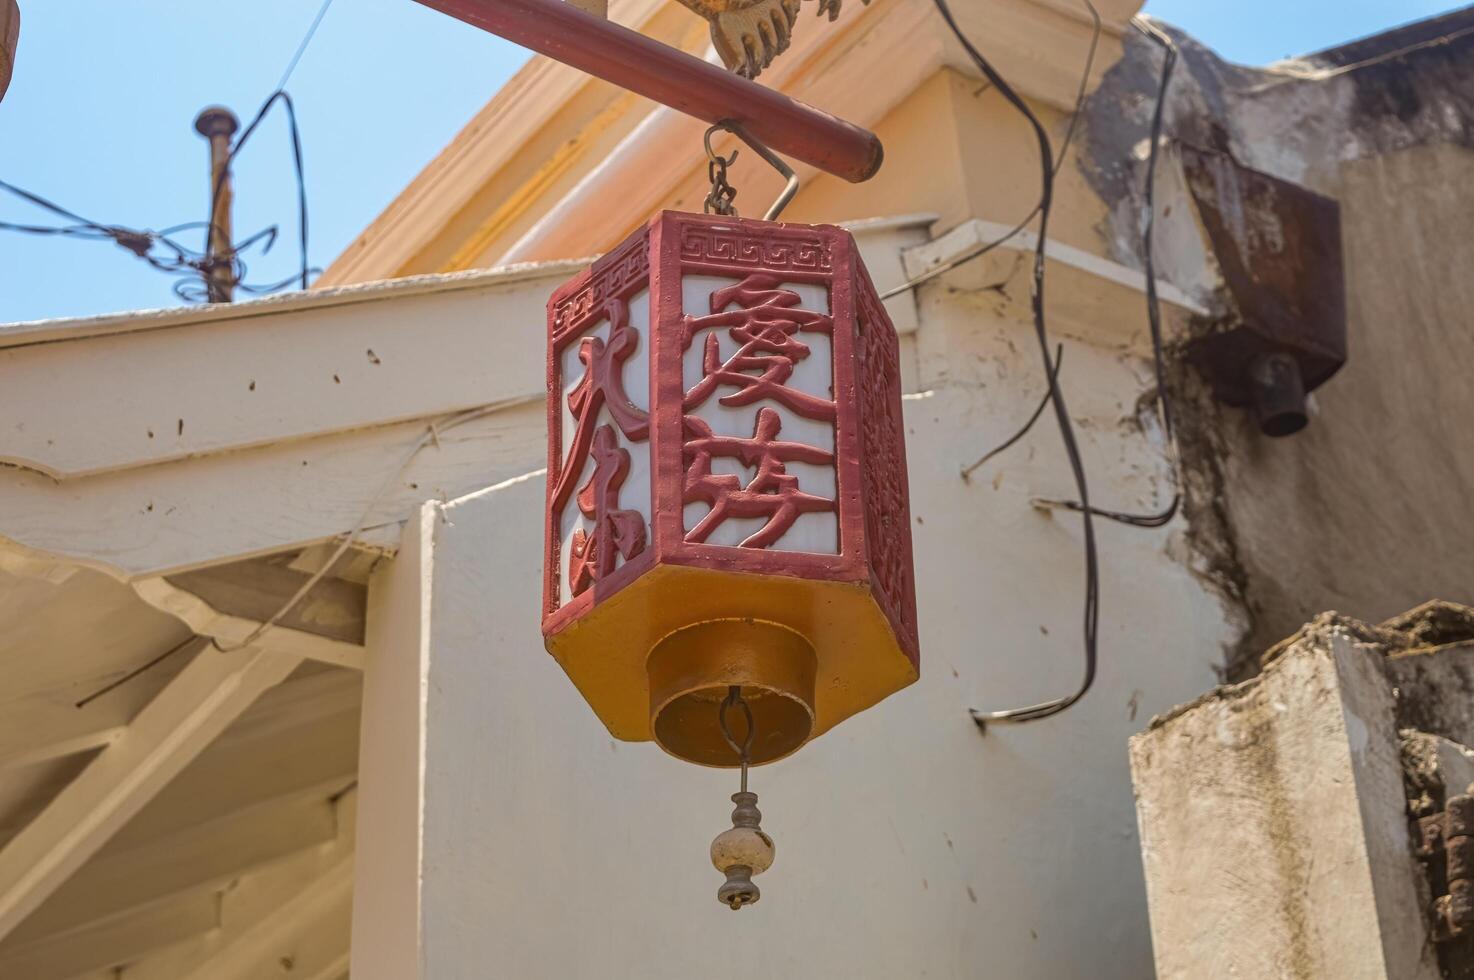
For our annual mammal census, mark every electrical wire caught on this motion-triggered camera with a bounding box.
[1252,20,1474,88]
[277,0,337,92]
[210,396,542,656]
[0,177,216,278]
[0,150,295,302]
[206,0,335,295]
[926,0,1099,726]
[880,0,1102,303]
[965,18,1183,531]
[960,344,1062,482]
[0,0,332,303]
[1031,18,1180,529]
[73,635,202,709]
[198,88,315,299]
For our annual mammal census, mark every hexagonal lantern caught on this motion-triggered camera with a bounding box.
[542,210,917,769]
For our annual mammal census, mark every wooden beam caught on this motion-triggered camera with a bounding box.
[124,791,358,980]
[0,638,302,942]
[0,217,918,579]
[179,851,353,980]
[166,553,368,646]
[0,669,359,848]
[134,576,364,671]
[0,889,218,979]
[898,217,1211,353]
[351,505,437,980]
[0,400,547,579]
[412,0,884,183]
[113,703,359,851]
[495,0,941,265]
[0,263,577,480]
[6,792,338,946]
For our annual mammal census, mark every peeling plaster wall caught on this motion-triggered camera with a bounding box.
[1083,13,1474,668]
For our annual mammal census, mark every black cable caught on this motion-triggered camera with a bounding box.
[960,344,1062,481]
[929,0,1099,726]
[0,168,290,298]
[1032,20,1181,529]
[0,0,329,303]
[880,0,1102,302]
[203,89,313,295]
[966,19,1183,532]
[74,635,199,708]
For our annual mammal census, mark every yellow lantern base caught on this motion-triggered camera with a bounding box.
[544,563,917,767]
[648,619,817,767]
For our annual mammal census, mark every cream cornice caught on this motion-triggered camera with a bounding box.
[319,0,672,286]
[324,0,1141,286]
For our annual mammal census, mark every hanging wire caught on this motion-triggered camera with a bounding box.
[190,0,335,297]
[1030,18,1181,529]
[70,394,542,708]
[195,91,316,298]
[1254,20,1474,87]
[880,0,1102,303]
[276,0,337,92]
[964,13,1184,727]
[961,17,1183,530]
[924,0,1099,726]
[0,0,332,303]
[73,635,202,709]
[0,177,216,279]
[960,344,1062,482]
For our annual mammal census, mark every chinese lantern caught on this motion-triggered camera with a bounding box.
[542,210,918,905]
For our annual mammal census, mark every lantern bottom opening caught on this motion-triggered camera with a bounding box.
[648,619,817,768]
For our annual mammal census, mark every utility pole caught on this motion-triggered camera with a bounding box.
[0,1,18,105]
[194,106,239,304]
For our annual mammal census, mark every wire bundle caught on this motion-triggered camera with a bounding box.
[0,0,333,305]
[914,1,1181,724]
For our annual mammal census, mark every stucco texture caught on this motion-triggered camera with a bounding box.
[1220,141,1474,656]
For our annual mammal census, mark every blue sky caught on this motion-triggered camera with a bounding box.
[0,0,1461,323]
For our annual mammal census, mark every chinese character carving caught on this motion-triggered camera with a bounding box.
[683,411,835,548]
[681,273,837,550]
[551,297,650,597]
[683,274,835,422]
[568,425,647,596]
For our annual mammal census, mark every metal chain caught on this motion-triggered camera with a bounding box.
[703,126,740,217]
[719,685,754,793]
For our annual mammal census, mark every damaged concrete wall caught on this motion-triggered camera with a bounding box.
[1131,605,1474,980]
[1083,10,1474,670]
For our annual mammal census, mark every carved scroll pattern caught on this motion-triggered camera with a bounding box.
[681,226,832,273]
[552,232,650,341]
[857,286,915,635]
[681,273,837,550]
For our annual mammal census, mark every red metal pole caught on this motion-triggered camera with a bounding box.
[412,0,883,183]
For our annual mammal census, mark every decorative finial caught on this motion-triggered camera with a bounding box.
[712,790,774,908]
[710,686,775,909]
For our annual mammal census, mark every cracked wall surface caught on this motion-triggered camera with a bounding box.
[1081,11,1474,672]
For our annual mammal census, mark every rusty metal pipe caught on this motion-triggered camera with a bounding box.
[194,106,240,304]
[410,0,883,183]
[1248,352,1308,438]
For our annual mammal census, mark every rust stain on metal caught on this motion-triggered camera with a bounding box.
[1180,145,1347,410]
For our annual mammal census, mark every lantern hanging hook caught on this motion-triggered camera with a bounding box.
[703,121,800,222]
[719,684,754,792]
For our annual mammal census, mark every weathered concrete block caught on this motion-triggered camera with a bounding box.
[1130,615,1439,980]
